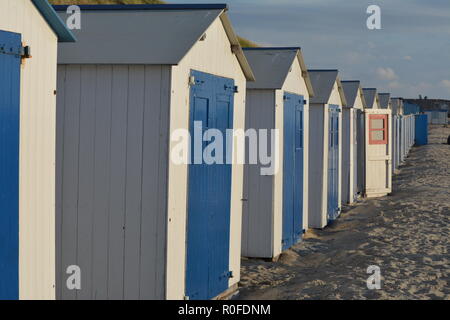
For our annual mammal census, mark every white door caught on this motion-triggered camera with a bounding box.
[365,109,392,197]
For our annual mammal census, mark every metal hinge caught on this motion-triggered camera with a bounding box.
[228,271,234,279]
[0,44,22,57]
[184,295,190,300]
[303,100,308,105]
[21,46,31,59]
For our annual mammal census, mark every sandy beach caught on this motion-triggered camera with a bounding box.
[238,124,450,300]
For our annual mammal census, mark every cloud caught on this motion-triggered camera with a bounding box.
[440,80,450,92]
[403,56,413,61]
[388,81,402,89]
[376,67,398,81]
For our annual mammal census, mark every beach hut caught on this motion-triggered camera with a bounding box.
[341,81,367,204]
[364,94,393,198]
[363,88,381,109]
[391,98,403,172]
[308,70,347,228]
[241,48,314,259]
[415,114,428,146]
[0,0,75,300]
[425,110,448,125]
[53,4,254,301]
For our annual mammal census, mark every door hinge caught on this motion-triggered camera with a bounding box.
[188,76,196,86]
[303,100,308,105]
[184,295,190,300]
[234,86,239,93]
[21,46,31,59]
[228,271,234,279]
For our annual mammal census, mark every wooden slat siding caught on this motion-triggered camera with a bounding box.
[59,65,82,300]
[76,66,97,300]
[242,90,275,258]
[107,65,129,300]
[341,108,350,204]
[56,65,170,300]
[123,66,146,300]
[55,66,66,300]
[92,66,113,299]
[139,66,170,299]
[308,104,325,228]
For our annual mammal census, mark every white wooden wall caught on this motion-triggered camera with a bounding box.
[167,17,247,300]
[56,65,171,300]
[0,0,58,300]
[242,89,276,258]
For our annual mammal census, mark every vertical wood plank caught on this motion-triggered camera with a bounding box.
[123,66,146,299]
[92,65,113,299]
[107,65,129,300]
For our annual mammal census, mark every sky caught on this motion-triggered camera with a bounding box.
[179,0,450,99]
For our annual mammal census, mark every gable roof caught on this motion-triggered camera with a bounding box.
[378,93,391,109]
[31,0,76,42]
[391,98,402,114]
[308,70,346,106]
[362,88,378,108]
[242,47,314,95]
[341,80,366,108]
[53,4,254,80]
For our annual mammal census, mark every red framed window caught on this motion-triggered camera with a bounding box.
[369,114,388,145]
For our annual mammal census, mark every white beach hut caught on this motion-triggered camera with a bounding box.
[341,81,367,204]
[0,0,75,300]
[364,90,393,198]
[54,4,254,301]
[241,47,314,259]
[308,70,347,228]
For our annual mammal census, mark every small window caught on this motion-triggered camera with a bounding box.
[369,114,388,144]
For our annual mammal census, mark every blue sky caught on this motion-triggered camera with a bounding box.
[180,0,450,99]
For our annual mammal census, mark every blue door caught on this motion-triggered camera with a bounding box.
[185,70,234,300]
[282,93,304,251]
[415,114,428,146]
[0,30,21,300]
[328,105,340,221]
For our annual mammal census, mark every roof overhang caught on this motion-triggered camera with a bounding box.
[32,0,76,42]
[336,77,347,107]
[296,50,315,97]
[219,12,255,81]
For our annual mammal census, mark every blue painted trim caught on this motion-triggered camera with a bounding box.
[53,4,228,11]
[242,47,301,51]
[0,30,21,300]
[308,69,339,73]
[341,80,360,83]
[31,0,76,42]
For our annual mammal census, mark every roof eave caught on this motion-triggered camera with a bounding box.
[359,87,368,109]
[33,0,76,42]
[336,77,348,107]
[219,13,256,81]
[296,50,315,97]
